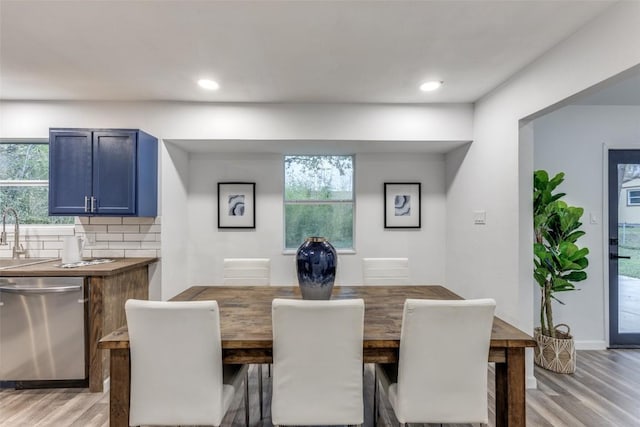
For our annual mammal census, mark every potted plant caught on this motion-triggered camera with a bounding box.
[533,170,589,373]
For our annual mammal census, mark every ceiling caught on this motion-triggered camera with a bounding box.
[0,0,618,104]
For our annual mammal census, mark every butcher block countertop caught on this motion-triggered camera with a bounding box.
[0,257,158,277]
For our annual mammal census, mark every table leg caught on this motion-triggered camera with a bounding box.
[495,347,526,427]
[109,348,131,427]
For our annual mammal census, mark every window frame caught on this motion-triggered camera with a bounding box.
[628,189,640,206]
[0,140,74,226]
[283,154,356,253]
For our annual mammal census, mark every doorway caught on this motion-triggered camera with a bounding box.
[609,150,640,347]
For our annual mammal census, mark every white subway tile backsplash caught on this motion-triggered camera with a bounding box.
[75,225,108,233]
[122,217,155,225]
[22,226,75,236]
[123,233,157,242]
[95,233,124,241]
[86,242,110,250]
[1,216,160,260]
[43,241,64,250]
[124,249,157,258]
[92,249,125,258]
[107,225,140,233]
[24,241,44,250]
[26,249,60,258]
[140,224,161,233]
[140,241,161,249]
[0,249,13,258]
[24,235,61,241]
[89,217,123,225]
[109,241,141,249]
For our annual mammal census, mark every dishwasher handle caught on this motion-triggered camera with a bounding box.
[0,284,82,294]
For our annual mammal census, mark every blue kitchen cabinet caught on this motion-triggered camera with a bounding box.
[49,129,157,216]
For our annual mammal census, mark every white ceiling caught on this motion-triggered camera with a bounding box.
[0,0,617,104]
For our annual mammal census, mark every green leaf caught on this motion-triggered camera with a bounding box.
[532,169,589,330]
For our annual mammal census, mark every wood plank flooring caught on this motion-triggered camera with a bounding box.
[1,350,639,426]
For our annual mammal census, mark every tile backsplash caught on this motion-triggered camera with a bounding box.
[0,217,161,259]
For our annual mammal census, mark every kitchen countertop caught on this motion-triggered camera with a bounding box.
[0,257,158,277]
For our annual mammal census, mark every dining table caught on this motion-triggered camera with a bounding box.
[99,285,536,427]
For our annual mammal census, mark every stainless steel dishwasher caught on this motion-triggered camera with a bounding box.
[0,277,87,387]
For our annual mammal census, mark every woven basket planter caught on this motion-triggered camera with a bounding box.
[534,324,576,374]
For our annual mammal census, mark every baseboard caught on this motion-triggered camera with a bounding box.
[103,377,110,393]
[575,340,607,350]
[526,375,537,389]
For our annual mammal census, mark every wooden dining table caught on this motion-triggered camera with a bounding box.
[99,285,536,426]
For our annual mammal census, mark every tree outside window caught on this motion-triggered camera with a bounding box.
[0,142,73,224]
[284,155,354,250]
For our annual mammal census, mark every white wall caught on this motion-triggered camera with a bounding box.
[446,2,640,387]
[0,101,471,299]
[0,101,473,143]
[534,105,640,349]
[184,151,446,288]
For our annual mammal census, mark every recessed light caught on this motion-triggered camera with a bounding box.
[420,80,443,92]
[198,79,220,90]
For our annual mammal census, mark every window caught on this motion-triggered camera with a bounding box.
[0,142,73,224]
[628,189,640,206]
[284,155,354,250]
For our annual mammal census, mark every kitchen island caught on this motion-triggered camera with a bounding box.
[0,257,157,392]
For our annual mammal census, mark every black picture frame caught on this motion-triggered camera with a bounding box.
[384,182,421,229]
[217,182,256,229]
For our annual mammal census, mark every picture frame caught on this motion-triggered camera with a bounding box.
[384,182,421,229]
[217,182,256,229]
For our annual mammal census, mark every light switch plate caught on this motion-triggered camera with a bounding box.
[474,210,486,225]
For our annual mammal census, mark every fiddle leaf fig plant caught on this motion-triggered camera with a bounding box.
[533,170,589,338]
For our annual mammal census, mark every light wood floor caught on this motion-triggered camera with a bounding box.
[2,350,640,426]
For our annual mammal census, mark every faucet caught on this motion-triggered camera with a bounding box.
[1,207,27,259]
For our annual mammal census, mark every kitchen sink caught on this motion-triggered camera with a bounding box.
[0,258,57,270]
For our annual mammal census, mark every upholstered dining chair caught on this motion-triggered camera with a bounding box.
[271,298,365,427]
[125,299,250,427]
[374,298,496,427]
[223,257,270,418]
[362,258,410,285]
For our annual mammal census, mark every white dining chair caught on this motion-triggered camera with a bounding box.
[362,258,410,285]
[125,299,249,427]
[374,298,496,426]
[271,298,365,427]
[223,257,271,419]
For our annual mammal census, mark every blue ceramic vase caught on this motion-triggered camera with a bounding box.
[296,237,337,300]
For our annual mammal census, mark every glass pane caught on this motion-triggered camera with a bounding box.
[0,186,74,225]
[284,155,353,201]
[0,143,49,180]
[285,203,353,249]
[618,163,640,333]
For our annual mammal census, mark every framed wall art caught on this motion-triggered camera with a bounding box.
[384,182,421,229]
[218,182,256,229]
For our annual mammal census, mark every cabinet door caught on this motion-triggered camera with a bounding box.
[49,130,93,215]
[92,131,136,215]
